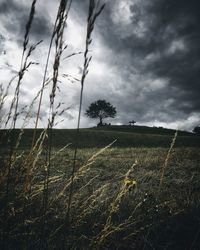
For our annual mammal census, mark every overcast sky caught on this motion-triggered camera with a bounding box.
[0,0,200,131]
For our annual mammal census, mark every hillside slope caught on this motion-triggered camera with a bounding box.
[0,125,199,149]
[90,125,193,136]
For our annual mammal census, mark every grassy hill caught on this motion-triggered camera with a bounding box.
[1,125,200,249]
[0,125,199,149]
[91,124,193,136]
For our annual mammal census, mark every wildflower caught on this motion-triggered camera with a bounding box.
[124,178,137,190]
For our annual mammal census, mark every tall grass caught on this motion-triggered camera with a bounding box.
[39,2,71,247]
[1,1,40,248]
[0,0,107,248]
[66,0,105,228]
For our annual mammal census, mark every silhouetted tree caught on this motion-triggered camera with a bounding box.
[193,125,200,135]
[85,99,116,126]
[129,120,136,126]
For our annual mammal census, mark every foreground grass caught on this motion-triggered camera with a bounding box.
[0,145,200,249]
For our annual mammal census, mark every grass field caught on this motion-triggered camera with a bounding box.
[0,125,199,149]
[0,126,200,249]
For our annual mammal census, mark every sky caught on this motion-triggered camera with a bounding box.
[0,0,200,131]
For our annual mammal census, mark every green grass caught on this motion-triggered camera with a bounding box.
[0,125,199,150]
[91,124,193,135]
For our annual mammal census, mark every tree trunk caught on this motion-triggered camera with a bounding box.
[99,116,103,126]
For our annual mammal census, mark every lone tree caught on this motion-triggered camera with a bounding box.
[129,120,136,126]
[85,99,116,126]
[193,125,200,135]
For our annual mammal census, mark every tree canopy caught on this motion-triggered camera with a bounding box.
[129,120,136,125]
[193,125,200,135]
[85,99,116,126]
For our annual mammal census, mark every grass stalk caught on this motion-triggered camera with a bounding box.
[39,1,72,247]
[65,0,105,229]
[158,130,178,193]
[1,2,38,248]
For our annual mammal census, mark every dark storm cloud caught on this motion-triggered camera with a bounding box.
[134,1,198,106]
[76,0,200,126]
[0,0,52,43]
[0,0,21,14]
[144,0,200,111]
[1,0,199,129]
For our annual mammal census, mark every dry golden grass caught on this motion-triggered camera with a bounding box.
[1,143,200,249]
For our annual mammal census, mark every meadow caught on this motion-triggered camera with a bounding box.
[0,127,200,249]
[0,126,199,149]
[0,0,200,249]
